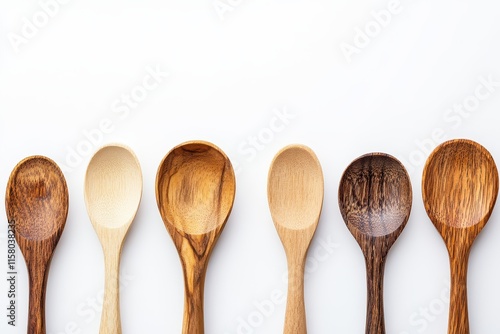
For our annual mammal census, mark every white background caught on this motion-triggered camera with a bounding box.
[1,0,500,333]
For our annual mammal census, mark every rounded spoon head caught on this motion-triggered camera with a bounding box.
[339,153,412,240]
[155,140,236,236]
[267,145,324,232]
[422,139,499,235]
[84,144,143,231]
[6,156,69,243]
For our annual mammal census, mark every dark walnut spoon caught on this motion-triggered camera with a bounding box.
[338,153,412,334]
[5,156,69,334]
[156,141,236,334]
[422,139,499,334]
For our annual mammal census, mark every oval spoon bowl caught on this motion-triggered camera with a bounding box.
[85,145,143,232]
[422,139,498,232]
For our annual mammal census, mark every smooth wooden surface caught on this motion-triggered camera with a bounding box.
[5,156,69,334]
[156,141,236,334]
[84,144,143,334]
[422,139,499,334]
[339,153,412,334]
[267,145,324,334]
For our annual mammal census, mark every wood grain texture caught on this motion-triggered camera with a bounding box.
[156,141,236,334]
[267,145,324,334]
[84,144,143,334]
[339,153,412,334]
[5,156,69,334]
[422,139,499,334]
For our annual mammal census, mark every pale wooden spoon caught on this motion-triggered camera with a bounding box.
[84,144,143,334]
[267,145,324,334]
[155,140,236,334]
[422,139,498,334]
[6,156,69,334]
[338,153,412,334]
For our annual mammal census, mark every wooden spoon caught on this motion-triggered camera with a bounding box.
[155,140,236,334]
[5,156,69,334]
[422,139,498,334]
[84,144,143,334]
[267,145,324,334]
[338,153,412,334]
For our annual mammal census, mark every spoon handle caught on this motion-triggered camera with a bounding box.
[27,255,51,334]
[364,249,386,334]
[181,256,207,334]
[100,246,122,334]
[448,250,470,334]
[284,258,307,334]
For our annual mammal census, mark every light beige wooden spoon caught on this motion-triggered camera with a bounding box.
[267,145,324,334]
[156,140,236,334]
[84,144,142,334]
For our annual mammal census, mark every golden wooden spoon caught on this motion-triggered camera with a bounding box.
[6,156,69,334]
[338,153,412,334]
[422,139,499,334]
[155,140,236,334]
[267,145,324,334]
[84,144,143,334]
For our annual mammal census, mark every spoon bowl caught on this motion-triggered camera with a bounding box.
[84,144,142,334]
[423,139,498,231]
[156,141,235,334]
[85,145,142,232]
[267,145,324,334]
[422,139,498,334]
[268,145,324,231]
[6,156,69,334]
[338,153,412,334]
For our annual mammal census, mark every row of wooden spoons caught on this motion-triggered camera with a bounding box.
[5,139,498,334]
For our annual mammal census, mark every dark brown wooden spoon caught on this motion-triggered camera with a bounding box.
[5,156,69,334]
[422,139,499,334]
[338,153,412,334]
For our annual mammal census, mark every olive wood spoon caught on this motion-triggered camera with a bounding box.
[338,153,412,334]
[422,139,498,334]
[5,156,69,334]
[84,145,143,334]
[267,145,324,334]
[155,141,236,334]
